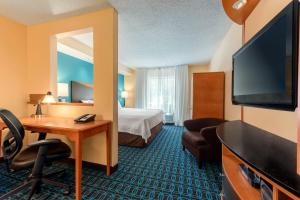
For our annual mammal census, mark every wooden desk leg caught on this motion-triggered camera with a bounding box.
[0,130,2,158]
[0,129,2,146]
[75,135,82,200]
[106,123,111,176]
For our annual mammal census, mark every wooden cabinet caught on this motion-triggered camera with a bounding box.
[192,72,225,119]
[222,174,240,200]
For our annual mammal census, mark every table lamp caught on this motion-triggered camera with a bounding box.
[57,83,69,102]
[121,91,129,107]
[35,91,56,117]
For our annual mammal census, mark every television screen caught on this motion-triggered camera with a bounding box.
[232,1,298,111]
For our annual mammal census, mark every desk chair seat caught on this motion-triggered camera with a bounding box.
[11,142,71,171]
[0,109,72,200]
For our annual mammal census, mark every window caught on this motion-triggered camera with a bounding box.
[136,65,190,125]
[145,68,175,113]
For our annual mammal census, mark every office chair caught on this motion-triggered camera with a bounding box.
[0,109,71,200]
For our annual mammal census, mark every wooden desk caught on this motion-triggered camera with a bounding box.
[0,116,112,200]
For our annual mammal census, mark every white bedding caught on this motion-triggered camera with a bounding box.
[118,108,163,142]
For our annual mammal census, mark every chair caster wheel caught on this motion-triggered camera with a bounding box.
[63,189,71,196]
[59,172,66,178]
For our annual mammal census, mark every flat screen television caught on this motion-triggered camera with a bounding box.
[232,1,299,111]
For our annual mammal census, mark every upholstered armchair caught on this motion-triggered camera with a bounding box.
[182,118,226,168]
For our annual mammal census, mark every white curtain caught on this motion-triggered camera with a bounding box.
[174,65,190,126]
[136,69,148,108]
[136,65,189,126]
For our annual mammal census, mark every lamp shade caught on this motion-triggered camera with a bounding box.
[42,91,56,104]
[121,91,129,99]
[57,83,69,97]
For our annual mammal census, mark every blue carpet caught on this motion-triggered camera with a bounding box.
[0,125,222,200]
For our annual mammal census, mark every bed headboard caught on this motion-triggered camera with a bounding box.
[71,81,94,103]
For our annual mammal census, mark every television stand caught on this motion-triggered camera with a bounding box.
[217,121,299,200]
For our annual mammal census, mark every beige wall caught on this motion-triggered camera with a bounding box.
[25,8,118,166]
[243,0,297,142]
[188,64,209,78]
[0,16,27,117]
[209,0,297,142]
[0,16,28,156]
[124,70,136,108]
[210,24,243,120]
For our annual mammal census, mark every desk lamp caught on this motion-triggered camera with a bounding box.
[35,91,56,117]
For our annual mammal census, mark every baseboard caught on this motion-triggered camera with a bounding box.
[164,122,175,125]
[65,158,118,174]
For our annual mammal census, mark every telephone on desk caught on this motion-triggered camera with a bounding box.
[74,114,96,123]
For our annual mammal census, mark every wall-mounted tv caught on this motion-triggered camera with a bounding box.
[232,1,299,111]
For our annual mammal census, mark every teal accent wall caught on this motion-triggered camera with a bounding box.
[57,52,94,102]
[118,74,125,107]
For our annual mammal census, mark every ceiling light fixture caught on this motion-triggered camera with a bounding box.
[232,0,247,10]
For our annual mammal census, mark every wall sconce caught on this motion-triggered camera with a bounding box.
[121,91,129,99]
[121,91,129,107]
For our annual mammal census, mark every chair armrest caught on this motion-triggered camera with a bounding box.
[200,126,220,145]
[28,139,61,147]
[200,125,223,161]
[184,118,226,132]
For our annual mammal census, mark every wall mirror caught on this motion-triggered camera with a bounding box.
[53,28,94,105]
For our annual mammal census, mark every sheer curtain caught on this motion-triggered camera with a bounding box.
[174,65,190,126]
[136,69,147,108]
[136,65,189,126]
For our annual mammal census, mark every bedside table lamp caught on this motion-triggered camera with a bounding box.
[121,91,129,107]
[35,91,56,117]
[57,83,69,102]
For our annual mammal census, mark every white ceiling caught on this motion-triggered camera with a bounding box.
[0,0,110,25]
[110,0,232,67]
[57,32,94,63]
[57,42,93,63]
[72,32,94,48]
[0,0,232,68]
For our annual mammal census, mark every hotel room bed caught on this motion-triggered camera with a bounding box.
[118,108,163,147]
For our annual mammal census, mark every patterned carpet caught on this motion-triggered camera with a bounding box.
[0,125,222,200]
